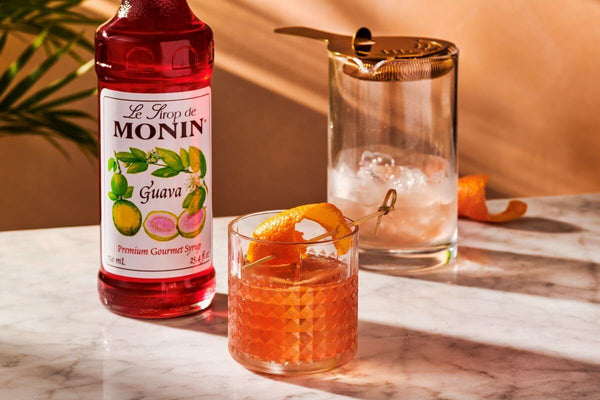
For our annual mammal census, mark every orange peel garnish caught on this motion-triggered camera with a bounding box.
[246,203,352,265]
[458,174,527,222]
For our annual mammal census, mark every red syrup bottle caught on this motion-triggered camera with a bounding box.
[95,0,215,318]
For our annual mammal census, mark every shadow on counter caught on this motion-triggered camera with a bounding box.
[273,320,600,400]
[360,246,600,304]
[355,209,593,303]
[139,292,600,399]
[145,292,229,336]
[498,217,582,233]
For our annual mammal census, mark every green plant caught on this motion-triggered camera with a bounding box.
[0,0,101,157]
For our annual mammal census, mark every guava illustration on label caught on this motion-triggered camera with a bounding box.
[143,210,179,241]
[100,88,212,279]
[178,208,206,238]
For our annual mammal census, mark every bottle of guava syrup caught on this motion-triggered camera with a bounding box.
[95,0,215,318]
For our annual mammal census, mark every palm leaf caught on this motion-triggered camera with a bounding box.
[44,109,95,120]
[18,111,98,154]
[44,24,95,52]
[0,32,83,110]
[0,30,48,96]
[48,36,86,63]
[0,28,97,157]
[18,59,94,110]
[0,125,47,134]
[0,32,8,54]
[32,87,97,111]
[1,0,99,54]
[1,22,96,53]
[42,135,70,158]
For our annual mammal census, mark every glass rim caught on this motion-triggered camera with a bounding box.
[329,45,459,63]
[228,209,359,246]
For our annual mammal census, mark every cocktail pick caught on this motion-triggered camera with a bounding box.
[242,189,397,270]
[374,188,397,236]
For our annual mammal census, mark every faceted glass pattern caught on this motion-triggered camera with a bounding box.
[227,212,359,375]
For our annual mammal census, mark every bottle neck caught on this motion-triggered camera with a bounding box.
[118,0,193,19]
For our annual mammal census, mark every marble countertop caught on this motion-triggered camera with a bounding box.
[2,194,600,399]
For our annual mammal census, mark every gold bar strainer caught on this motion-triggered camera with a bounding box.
[275,26,457,81]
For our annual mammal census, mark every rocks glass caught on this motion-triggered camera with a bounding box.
[227,211,359,375]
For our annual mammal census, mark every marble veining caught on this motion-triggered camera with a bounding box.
[1,194,600,399]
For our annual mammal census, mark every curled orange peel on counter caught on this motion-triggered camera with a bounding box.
[458,174,527,223]
[246,203,352,265]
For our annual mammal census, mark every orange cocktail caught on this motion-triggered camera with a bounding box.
[227,206,359,375]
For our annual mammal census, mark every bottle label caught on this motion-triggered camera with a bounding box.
[100,88,212,279]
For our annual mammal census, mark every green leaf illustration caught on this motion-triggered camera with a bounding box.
[197,186,206,208]
[123,186,134,199]
[188,146,207,177]
[108,157,116,171]
[187,186,206,214]
[151,167,179,178]
[111,173,127,196]
[180,148,190,169]
[108,191,117,201]
[115,151,137,163]
[156,147,184,171]
[188,146,200,173]
[130,147,146,161]
[187,199,199,214]
[127,161,148,174]
[182,191,195,208]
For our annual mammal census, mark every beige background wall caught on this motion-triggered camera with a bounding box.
[1,0,599,230]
